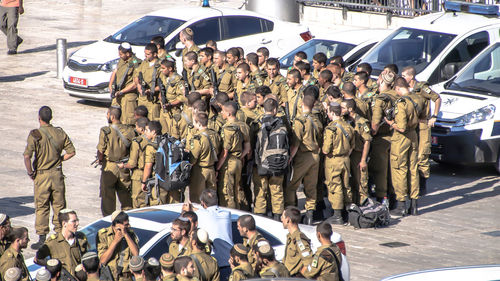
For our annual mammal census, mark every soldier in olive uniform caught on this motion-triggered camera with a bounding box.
[189,113,220,203]
[118,117,149,209]
[184,51,212,97]
[228,244,254,281]
[180,28,200,65]
[98,211,139,281]
[197,47,216,97]
[23,106,75,249]
[217,102,251,209]
[173,256,196,281]
[256,47,269,72]
[0,214,11,258]
[318,70,334,103]
[402,66,442,195]
[330,56,354,83]
[213,50,236,99]
[246,53,266,87]
[158,59,185,137]
[281,207,312,277]
[354,71,376,101]
[236,215,267,271]
[255,242,289,278]
[97,107,135,216]
[0,227,29,281]
[264,58,288,106]
[312,53,327,80]
[175,92,201,141]
[35,209,88,276]
[296,61,318,87]
[288,94,323,225]
[134,43,161,121]
[81,252,101,281]
[386,78,422,217]
[323,103,355,224]
[169,218,192,258]
[342,82,371,121]
[301,222,342,281]
[189,229,220,281]
[357,63,378,93]
[109,42,141,126]
[235,63,256,106]
[151,36,170,62]
[286,69,305,122]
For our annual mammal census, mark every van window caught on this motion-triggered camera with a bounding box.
[189,17,221,45]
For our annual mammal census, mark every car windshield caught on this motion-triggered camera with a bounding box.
[447,43,500,97]
[80,220,158,251]
[280,39,356,69]
[104,16,185,46]
[361,27,456,76]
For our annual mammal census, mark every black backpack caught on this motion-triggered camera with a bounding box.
[347,198,390,228]
[255,116,289,176]
[154,134,192,191]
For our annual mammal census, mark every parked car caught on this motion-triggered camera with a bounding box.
[63,6,311,102]
[381,265,500,280]
[26,204,350,281]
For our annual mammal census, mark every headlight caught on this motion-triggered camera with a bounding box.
[455,104,496,126]
[99,58,119,72]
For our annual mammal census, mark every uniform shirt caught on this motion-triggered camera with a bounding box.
[189,128,220,167]
[351,115,372,152]
[264,75,288,105]
[181,45,200,61]
[303,244,342,281]
[412,81,440,119]
[235,80,256,105]
[159,73,185,115]
[145,138,159,166]
[353,97,371,121]
[242,232,266,270]
[366,78,378,92]
[134,59,161,90]
[97,227,139,277]
[0,246,29,281]
[303,76,318,87]
[128,135,148,180]
[259,262,289,278]
[286,85,305,121]
[358,87,376,102]
[283,229,312,276]
[187,65,211,91]
[249,69,266,87]
[161,272,178,281]
[24,124,75,171]
[0,238,10,258]
[36,232,89,275]
[221,119,250,158]
[208,110,225,135]
[394,96,419,134]
[292,112,323,153]
[86,275,101,281]
[229,263,254,281]
[190,252,220,281]
[322,119,355,157]
[214,65,235,95]
[371,90,398,136]
[238,108,259,150]
[97,124,135,162]
[177,108,194,141]
[342,71,355,83]
[114,55,141,91]
[169,239,192,258]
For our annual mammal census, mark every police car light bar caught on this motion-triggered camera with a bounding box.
[444,1,499,16]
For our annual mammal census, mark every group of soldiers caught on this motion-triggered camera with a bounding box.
[0,189,344,281]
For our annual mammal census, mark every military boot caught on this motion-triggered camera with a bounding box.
[419,176,427,196]
[327,210,344,225]
[31,234,46,250]
[410,199,418,216]
[304,210,314,225]
[389,201,406,218]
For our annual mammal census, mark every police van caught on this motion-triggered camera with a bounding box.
[353,1,500,85]
[430,41,500,173]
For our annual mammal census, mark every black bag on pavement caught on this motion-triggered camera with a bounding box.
[347,198,390,228]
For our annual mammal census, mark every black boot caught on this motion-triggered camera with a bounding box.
[327,210,344,225]
[31,234,46,250]
[419,176,427,196]
[273,213,281,222]
[389,201,406,218]
[410,199,418,216]
[304,210,313,225]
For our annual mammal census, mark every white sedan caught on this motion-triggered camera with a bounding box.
[27,204,350,280]
[63,6,311,102]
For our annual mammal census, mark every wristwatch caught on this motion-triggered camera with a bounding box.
[430,115,438,119]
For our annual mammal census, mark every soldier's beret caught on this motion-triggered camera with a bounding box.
[35,268,51,281]
[160,253,174,268]
[81,251,98,262]
[258,242,274,256]
[4,267,21,281]
[47,259,60,267]
[129,256,145,272]
[233,243,249,255]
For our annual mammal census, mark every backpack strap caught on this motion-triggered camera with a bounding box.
[38,127,61,153]
[116,63,132,91]
[200,131,218,162]
[268,266,280,278]
[190,254,207,281]
[321,247,344,281]
[402,96,421,116]
[110,124,131,148]
[335,122,350,139]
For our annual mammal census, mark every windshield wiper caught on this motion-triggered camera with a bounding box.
[461,85,492,95]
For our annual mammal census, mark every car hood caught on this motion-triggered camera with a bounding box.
[70,40,145,64]
[437,90,497,119]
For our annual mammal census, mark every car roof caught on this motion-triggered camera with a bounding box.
[313,28,391,45]
[147,6,276,22]
[400,11,500,35]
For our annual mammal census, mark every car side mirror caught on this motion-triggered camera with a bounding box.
[443,63,459,80]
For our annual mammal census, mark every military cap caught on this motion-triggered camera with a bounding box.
[4,267,21,281]
[36,268,51,281]
[185,28,194,36]
[120,42,132,50]
[111,210,122,222]
[147,257,159,267]
[382,71,395,85]
[233,243,249,255]
[81,251,98,262]
[196,229,209,244]
[129,256,145,272]
[257,241,273,255]
[59,208,74,214]
[160,253,174,268]
[47,259,60,267]
[0,213,7,225]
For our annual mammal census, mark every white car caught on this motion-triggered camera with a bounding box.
[26,204,350,280]
[279,29,391,76]
[381,265,500,280]
[63,6,311,102]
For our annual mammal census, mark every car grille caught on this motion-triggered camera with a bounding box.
[67,59,101,72]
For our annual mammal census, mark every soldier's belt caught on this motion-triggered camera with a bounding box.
[37,166,62,174]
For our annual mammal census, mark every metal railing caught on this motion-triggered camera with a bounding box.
[297,0,499,17]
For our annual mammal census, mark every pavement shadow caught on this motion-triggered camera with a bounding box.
[0,196,34,218]
[76,99,110,108]
[18,40,97,54]
[0,71,49,82]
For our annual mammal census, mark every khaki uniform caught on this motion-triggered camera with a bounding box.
[264,75,288,105]
[214,65,235,97]
[145,139,181,205]
[159,73,185,137]
[24,124,75,234]
[127,135,148,208]
[283,230,312,276]
[323,119,355,210]
[0,239,9,258]
[349,115,372,205]
[87,275,101,281]
[97,227,139,281]
[112,55,141,125]
[288,113,323,210]
[168,239,192,258]
[189,128,220,203]
[97,124,135,216]
[175,108,194,141]
[412,81,440,179]
[353,97,371,121]
[369,90,398,199]
[286,85,305,122]
[342,71,354,83]
[181,45,200,62]
[0,247,29,281]
[134,59,161,121]
[238,108,259,209]
[249,69,266,87]
[259,262,289,278]
[303,76,319,87]
[186,65,211,92]
[235,79,256,106]
[36,232,88,275]
[162,273,177,281]
[229,263,254,281]
[243,232,266,270]
[367,78,378,93]
[358,88,377,103]
[303,244,342,281]
[190,252,220,281]
[208,109,225,135]
[391,96,420,201]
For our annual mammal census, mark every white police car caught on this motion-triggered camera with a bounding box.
[381,265,500,281]
[27,204,350,280]
[353,1,500,85]
[62,6,311,102]
[430,41,500,173]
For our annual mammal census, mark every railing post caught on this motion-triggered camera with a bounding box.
[56,38,67,79]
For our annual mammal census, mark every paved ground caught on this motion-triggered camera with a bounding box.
[0,1,499,280]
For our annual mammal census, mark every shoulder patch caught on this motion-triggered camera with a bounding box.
[101,126,111,135]
[30,129,42,141]
[50,234,57,240]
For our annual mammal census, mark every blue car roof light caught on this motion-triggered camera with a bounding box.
[444,1,500,16]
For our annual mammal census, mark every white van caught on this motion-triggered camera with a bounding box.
[430,41,500,173]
